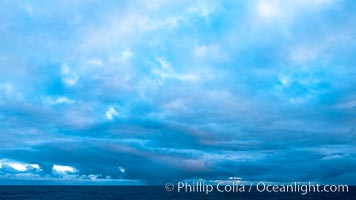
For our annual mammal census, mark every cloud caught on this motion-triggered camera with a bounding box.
[193,44,220,57]
[0,160,42,173]
[52,165,76,173]
[255,0,281,19]
[121,50,133,62]
[109,50,134,64]
[85,59,103,66]
[151,57,200,84]
[8,163,27,171]
[29,164,40,169]
[187,1,222,20]
[118,166,126,173]
[61,63,78,87]
[105,106,119,120]
[139,16,180,31]
[0,0,355,185]
[46,96,75,105]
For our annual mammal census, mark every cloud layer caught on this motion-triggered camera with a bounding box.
[0,0,355,185]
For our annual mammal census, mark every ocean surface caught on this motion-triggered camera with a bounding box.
[0,186,355,200]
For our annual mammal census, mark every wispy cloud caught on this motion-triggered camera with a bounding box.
[0,0,355,185]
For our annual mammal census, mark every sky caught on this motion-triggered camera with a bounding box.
[0,0,355,185]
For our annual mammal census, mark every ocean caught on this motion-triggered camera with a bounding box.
[0,186,355,200]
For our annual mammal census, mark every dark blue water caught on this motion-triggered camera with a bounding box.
[0,186,354,200]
